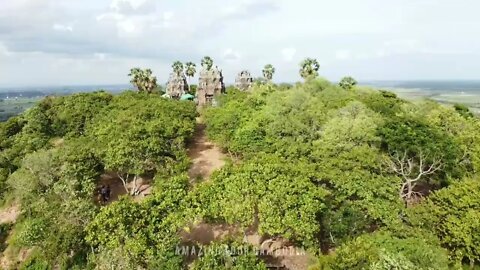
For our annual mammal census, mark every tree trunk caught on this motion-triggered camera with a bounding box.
[130,175,139,196]
[118,173,130,194]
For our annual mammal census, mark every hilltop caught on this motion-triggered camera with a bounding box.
[0,62,479,269]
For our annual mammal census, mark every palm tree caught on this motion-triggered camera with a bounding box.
[299,58,320,80]
[172,61,184,75]
[339,76,358,90]
[262,64,275,82]
[185,62,196,93]
[128,68,157,93]
[201,56,213,70]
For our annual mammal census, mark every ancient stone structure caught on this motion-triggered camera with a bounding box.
[166,72,188,99]
[235,70,253,91]
[197,66,225,106]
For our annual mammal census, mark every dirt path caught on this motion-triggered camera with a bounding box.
[0,205,19,224]
[182,121,312,269]
[0,204,23,270]
[93,118,225,204]
[187,121,226,181]
[180,221,313,270]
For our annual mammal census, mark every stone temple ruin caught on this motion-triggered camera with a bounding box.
[235,70,253,91]
[166,72,188,99]
[197,66,225,106]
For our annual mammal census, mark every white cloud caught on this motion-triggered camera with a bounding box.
[53,24,73,32]
[281,48,296,62]
[0,43,11,58]
[110,0,156,14]
[221,0,278,20]
[354,53,370,60]
[335,50,351,60]
[223,48,241,61]
[1,0,480,86]
[152,11,174,29]
[163,11,174,21]
[96,13,123,21]
[94,53,107,61]
[118,20,136,33]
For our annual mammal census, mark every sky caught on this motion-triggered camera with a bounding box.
[0,0,479,87]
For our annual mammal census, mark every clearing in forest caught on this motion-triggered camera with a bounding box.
[187,120,225,181]
[181,122,312,270]
[0,205,19,225]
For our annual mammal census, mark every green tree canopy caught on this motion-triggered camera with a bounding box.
[172,61,184,75]
[317,231,449,270]
[201,56,214,70]
[299,58,320,80]
[89,92,196,195]
[262,64,275,81]
[338,76,358,90]
[128,68,158,93]
[407,178,480,265]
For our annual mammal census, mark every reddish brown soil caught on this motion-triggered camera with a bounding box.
[0,205,19,224]
[187,122,226,182]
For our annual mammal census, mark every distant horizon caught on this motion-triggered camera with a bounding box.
[2,79,480,90]
[2,1,480,86]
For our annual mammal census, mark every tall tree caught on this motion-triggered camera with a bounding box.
[185,62,196,93]
[262,64,275,82]
[339,76,358,90]
[299,58,320,80]
[408,178,480,266]
[90,93,196,195]
[380,117,461,204]
[128,68,157,93]
[172,61,184,75]
[201,56,214,70]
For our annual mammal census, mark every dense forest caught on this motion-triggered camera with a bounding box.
[0,62,480,269]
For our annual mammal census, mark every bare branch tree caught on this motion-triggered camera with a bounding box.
[116,173,141,196]
[388,151,443,204]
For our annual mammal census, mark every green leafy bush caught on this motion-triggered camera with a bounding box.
[317,232,449,270]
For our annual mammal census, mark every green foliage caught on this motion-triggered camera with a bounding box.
[205,84,328,159]
[0,116,25,146]
[203,78,480,265]
[12,218,49,247]
[454,103,474,118]
[310,101,403,244]
[128,67,158,93]
[191,242,267,270]
[90,92,196,193]
[356,89,404,116]
[195,154,328,247]
[338,76,357,90]
[262,64,275,81]
[421,103,480,174]
[8,145,99,263]
[201,56,214,70]
[408,179,480,264]
[46,92,113,137]
[20,253,52,270]
[204,89,258,150]
[1,222,12,251]
[189,84,198,95]
[379,116,462,178]
[172,61,184,75]
[299,58,320,80]
[318,232,449,270]
[87,246,144,270]
[86,175,190,269]
[185,61,197,78]
[0,91,198,268]
[2,76,480,270]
